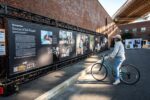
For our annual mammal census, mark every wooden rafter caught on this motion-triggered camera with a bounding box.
[113,0,150,24]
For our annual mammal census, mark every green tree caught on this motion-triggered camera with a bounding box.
[121,32,133,40]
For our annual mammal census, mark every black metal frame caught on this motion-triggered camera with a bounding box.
[0,4,107,96]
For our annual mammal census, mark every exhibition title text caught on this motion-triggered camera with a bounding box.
[12,24,36,34]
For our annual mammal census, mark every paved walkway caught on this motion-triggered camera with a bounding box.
[51,49,150,100]
[0,53,104,100]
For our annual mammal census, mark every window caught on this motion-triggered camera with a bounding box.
[141,27,146,32]
[125,29,129,33]
[132,28,137,33]
[105,17,107,26]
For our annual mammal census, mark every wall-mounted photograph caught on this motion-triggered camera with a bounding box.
[41,30,53,45]
[59,30,75,58]
[76,33,90,55]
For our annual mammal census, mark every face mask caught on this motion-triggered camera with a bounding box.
[114,39,117,43]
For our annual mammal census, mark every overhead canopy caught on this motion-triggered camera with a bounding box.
[113,0,150,24]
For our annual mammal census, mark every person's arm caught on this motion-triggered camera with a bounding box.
[109,42,119,58]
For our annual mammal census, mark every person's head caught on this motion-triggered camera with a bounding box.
[44,34,49,40]
[113,34,122,42]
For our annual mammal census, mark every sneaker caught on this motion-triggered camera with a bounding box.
[113,79,120,85]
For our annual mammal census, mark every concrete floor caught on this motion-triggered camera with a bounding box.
[0,52,103,100]
[51,49,150,100]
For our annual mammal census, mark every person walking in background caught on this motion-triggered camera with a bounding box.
[109,34,126,85]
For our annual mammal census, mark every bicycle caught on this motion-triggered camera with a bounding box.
[91,54,140,85]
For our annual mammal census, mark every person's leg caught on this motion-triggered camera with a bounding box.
[113,58,124,84]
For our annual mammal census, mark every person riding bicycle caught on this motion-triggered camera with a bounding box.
[109,34,126,85]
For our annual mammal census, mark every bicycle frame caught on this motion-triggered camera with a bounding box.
[101,55,134,79]
[101,55,114,73]
[92,55,140,85]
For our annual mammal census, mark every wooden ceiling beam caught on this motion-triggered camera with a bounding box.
[113,0,150,24]
[127,3,149,17]
[114,17,138,22]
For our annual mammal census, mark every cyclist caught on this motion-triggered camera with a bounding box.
[109,34,125,85]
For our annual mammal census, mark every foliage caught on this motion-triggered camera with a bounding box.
[121,33,133,40]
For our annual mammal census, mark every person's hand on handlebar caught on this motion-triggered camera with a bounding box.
[105,54,113,60]
[105,55,110,59]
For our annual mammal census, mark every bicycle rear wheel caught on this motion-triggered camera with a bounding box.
[91,63,108,81]
[119,64,140,85]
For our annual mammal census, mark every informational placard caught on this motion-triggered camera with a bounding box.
[0,29,5,42]
[7,18,53,76]
[0,29,6,56]
[142,40,150,48]
[125,38,142,49]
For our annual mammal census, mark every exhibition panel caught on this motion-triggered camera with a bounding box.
[125,38,142,49]
[0,4,108,96]
[6,19,108,77]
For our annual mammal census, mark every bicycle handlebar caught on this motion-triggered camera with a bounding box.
[100,54,110,64]
[100,54,109,58]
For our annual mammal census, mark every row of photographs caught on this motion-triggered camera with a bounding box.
[41,29,108,57]
[13,30,108,75]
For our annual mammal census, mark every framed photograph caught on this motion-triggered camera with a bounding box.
[0,29,6,56]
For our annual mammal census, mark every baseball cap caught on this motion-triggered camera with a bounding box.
[112,34,121,39]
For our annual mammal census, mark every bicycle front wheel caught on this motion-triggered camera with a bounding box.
[120,64,140,85]
[91,63,108,81]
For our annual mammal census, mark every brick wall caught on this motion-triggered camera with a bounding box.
[119,21,150,34]
[0,0,116,33]
[119,21,150,40]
